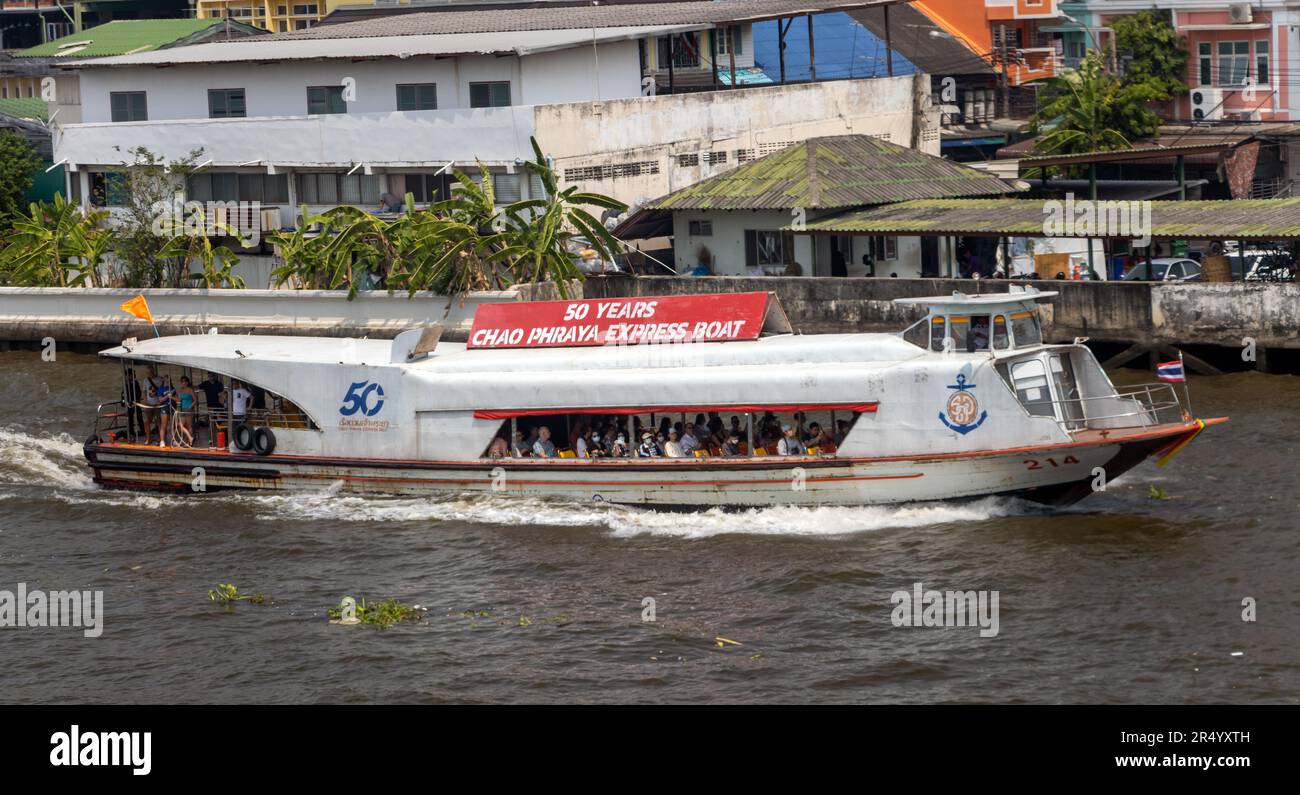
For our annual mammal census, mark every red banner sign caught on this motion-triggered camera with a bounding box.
[467,292,778,350]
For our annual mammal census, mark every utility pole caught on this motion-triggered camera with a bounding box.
[998,24,1010,118]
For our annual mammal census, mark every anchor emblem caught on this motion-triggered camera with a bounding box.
[938,370,988,435]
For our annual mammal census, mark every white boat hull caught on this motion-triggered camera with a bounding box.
[84,423,1201,508]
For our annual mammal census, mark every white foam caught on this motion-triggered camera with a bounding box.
[243,489,1019,539]
[0,427,95,491]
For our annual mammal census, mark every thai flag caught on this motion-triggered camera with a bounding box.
[1156,360,1186,383]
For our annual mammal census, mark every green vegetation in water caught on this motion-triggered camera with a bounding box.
[1148,485,1173,500]
[328,597,424,630]
[452,608,570,629]
[207,583,267,605]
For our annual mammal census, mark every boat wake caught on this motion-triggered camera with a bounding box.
[0,430,1027,537]
[245,485,1025,539]
[0,427,94,491]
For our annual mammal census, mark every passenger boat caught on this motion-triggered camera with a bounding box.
[84,287,1225,508]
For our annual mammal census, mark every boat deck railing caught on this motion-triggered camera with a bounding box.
[1039,382,1186,431]
[94,402,316,448]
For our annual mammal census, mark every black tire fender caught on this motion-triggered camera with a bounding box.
[233,423,254,452]
[252,426,276,457]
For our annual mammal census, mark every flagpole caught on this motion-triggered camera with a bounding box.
[1180,349,1192,419]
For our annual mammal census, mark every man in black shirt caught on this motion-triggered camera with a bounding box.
[198,373,225,411]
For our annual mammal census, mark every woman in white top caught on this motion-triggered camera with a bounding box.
[663,431,687,458]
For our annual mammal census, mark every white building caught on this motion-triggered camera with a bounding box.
[50,0,936,230]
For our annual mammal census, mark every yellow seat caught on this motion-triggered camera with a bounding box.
[558,450,577,458]
[753,448,768,457]
[806,446,820,455]
[693,449,708,458]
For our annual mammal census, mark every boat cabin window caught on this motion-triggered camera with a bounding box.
[945,315,992,353]
[992,315,1009,350]
[1008,359,1056,418]
[1010,311,1042,348]
[929,317,946,352]
[482,408,867,460]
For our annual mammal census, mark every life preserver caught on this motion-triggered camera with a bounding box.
[252,426,276,456]
[233,423,254,451]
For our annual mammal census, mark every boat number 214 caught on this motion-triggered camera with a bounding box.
[1023,455,1080,470]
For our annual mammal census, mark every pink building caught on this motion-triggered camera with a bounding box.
[1091,2,1298,122]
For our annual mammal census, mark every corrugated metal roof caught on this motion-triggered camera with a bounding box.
[266,1,901,41]
[66,25,704,67]
[16,19,261,59]
[645,135,1016,212]
[0,97,48,122]
[796,198,1300,240]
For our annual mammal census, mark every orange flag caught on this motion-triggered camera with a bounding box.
[119,295,153,324]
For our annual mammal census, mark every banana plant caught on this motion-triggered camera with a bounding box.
[0,194,111,287]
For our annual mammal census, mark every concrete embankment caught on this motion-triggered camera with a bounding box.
[2,278,1296,368]
[0,283,565,349]
[582,276,1300,351]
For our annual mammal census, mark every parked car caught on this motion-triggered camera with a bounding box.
[1121,257,1202,282]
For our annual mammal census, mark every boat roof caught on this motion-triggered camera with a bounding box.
[101,334,395,367]
[102,329,927,371]
[893,287,1057,308]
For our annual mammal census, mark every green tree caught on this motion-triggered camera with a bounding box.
[157,207,247,289]
[0,130,41,229]
[1112,10,1189,100]
[1031,50,1165,158]
[0,194,112,287]
[109,145,205,287]
[270,138,627,303]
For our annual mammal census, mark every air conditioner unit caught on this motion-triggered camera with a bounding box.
[1228,4,1253,24]
[1191,87,1224,121]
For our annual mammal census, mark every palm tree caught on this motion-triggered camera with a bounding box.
[0,194,111,287]
[269,138,628,303]
[1030,50,1164,159]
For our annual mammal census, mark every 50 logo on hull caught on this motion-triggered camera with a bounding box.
[340,380,386,417]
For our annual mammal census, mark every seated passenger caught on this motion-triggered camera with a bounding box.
[777,426,807,456]
[610,433,629,457]
[487,436,509,459]
[680,423,700,455]
[587,434,606,458]
[664,430,686,458]
[576,429,598,459]
[807,424,833,450]
[638,432,662,458]
[511,431,530,457]
[835,420,851,446]
[722,433,743,457]
[533,426,557,458]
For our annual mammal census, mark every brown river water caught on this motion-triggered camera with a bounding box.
[0,350,1296,704]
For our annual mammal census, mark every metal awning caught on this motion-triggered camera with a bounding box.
[792,198,1300,240]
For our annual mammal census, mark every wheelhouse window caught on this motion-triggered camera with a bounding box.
[307,85,346,115]
[208,88,247,119]
[469,81,511,108]
[1009,311,1042,348]
[929,316,946,352]
[110,91,147,122]
[992,314,1010,350]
